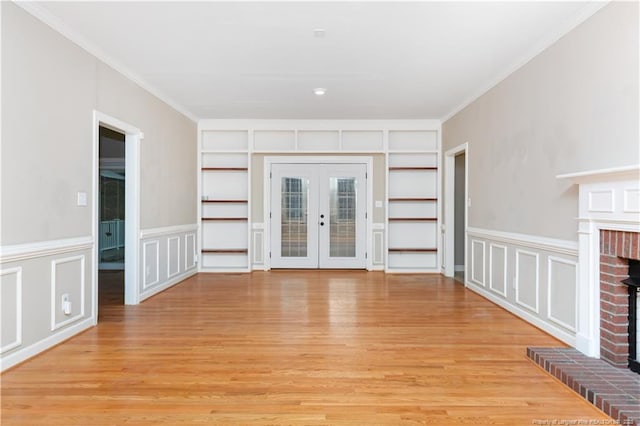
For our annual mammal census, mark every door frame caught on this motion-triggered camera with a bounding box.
[263,156,373,271]
[92,111,142,315]
[443,142,469,281]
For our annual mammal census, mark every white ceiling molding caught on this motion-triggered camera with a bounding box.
[14,1,199,122]
[13,1,612,121]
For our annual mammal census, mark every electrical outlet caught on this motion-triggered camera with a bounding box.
[61,294,72,315]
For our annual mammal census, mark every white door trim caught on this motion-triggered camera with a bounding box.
[93,111,143,313]
[443,143,469,280]
[263,155,373,271]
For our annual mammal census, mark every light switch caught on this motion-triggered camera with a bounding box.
[375,200,383,208]
[77,192,87,206]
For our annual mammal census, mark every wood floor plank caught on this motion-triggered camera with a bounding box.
[1,271,608,425]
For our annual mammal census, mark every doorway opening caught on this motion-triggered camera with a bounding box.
[98,126,125,315]
[444,143,468,282]
[93,111,141,322]
[454,152,466,283]
[267,159,372,270]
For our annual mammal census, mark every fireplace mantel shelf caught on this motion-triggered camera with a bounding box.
[556,164,640,184]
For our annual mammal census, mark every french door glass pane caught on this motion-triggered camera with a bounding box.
[329,177,356,257]
[281,177,308,257]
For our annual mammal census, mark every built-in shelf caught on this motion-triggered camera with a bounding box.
[201,249,248,254]
[388,197,437,202]
[388,167,437,171]
[202,217,248,221]
[388,248,437,253]
[201,167,248,171]
[388,217,437,222]
[201,200,248,203]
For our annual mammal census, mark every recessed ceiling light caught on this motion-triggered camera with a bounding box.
[313,29,326,38]
[314,88,326,96]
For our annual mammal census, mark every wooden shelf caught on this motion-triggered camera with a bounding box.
[201,167,248,171]
[202,217,248,221]
[388,167,437,171]
[202,249,248,254]
[202,200,248,203]
[388,197,437,202]
[388,217,437,222]
[388,248,437,253]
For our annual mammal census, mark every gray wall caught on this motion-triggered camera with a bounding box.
[0,2,197,369]
[442,2,639,241]
[1,2,197,245]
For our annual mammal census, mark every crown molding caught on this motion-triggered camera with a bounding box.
[14,1,199,123]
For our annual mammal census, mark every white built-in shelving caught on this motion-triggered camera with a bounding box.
[386,130,440,272]
[198,121,441,273]
[199,130,250,271]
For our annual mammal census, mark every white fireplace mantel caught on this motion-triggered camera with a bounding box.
[558,164,640,358]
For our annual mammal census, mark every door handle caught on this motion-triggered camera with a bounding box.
[320,214,325,218]
[320,222,325,226]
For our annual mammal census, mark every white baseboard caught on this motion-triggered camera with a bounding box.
[455,264,464,272]
[1,317,94,372]
[139,268,197,302]
[466,281,575,347]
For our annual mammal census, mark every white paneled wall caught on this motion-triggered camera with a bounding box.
[140,224,198,301]
[0,267,22,354]
[466,227,578,346]
[139,225,198,302]
[0,239,93,371]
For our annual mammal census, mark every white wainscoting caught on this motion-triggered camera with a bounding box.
[167,236,181,279]
[139,224,198,302]
[50,255,86,331]
[142,240,160,290]
[0,267,22,354]
[252,223,265,270]
[372,225,385,270]
[185,233,196,270]
[467,227,578,346]
[470,240,486,287]
[0,237,93,372]
[489,244,507,297]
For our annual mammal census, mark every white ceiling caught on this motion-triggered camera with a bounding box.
[27,1,606,121]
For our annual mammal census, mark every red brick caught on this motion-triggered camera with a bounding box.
[600,350,628,367]
[623,232,631,258]
[600,327,628,342]
[617,231,625,255]
[600,291,629,305]
[600,301,626,315]
[600,322,629,335]
[632,232,640,260]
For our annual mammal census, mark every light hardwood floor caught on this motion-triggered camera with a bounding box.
[1,271,607,425]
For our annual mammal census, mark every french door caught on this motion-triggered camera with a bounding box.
[270,163,367,269]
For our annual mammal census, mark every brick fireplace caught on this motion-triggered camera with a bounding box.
[599,229,640,369]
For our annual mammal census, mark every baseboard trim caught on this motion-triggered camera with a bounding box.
[466,281,575,346]
[0,317,94,372]
[139,268,197,302]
